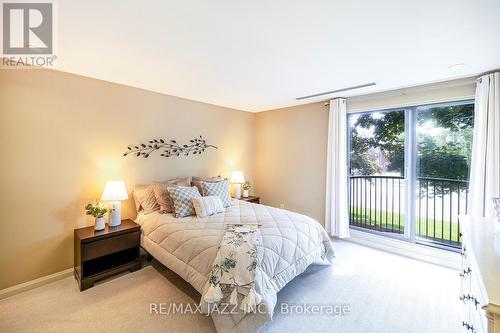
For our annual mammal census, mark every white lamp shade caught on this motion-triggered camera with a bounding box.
[230,171,245,184]
[101,180,128,201]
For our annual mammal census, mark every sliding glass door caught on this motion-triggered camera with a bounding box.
[415,102,474,247]
[348,109,406,235]
[348,100,474,249]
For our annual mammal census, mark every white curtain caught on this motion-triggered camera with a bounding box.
[325,98,350,237]
[468,72,500,218]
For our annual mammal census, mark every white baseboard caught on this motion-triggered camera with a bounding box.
[0,268,73,300]
[346,229,460,270]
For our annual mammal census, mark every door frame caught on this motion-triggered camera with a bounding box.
[346,98,475,250]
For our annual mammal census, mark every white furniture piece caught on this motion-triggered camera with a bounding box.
[230,170,245,199]
[101,180,128,226]
[460,216,500,333]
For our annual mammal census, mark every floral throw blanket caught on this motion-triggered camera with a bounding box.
[202,224,262,313]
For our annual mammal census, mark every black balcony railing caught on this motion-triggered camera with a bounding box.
[349,175,469,248]
[416,177,468,247]
[349,175,405,234]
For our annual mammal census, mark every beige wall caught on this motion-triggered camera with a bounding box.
[254,102,329,225]
[0,69,254,289]
[254,80,476,228]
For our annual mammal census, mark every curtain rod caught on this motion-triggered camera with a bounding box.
[323,75,481,107]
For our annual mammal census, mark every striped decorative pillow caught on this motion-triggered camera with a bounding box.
[192,196,225,218]
[200,180,232,208]
[167,186,201,218]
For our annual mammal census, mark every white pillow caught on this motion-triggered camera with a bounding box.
[192,196,225,218]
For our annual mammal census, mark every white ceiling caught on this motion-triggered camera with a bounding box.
[56,0,500,112]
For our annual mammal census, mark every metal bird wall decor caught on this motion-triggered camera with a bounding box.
[123,135,217,158]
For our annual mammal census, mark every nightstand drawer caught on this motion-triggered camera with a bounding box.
[81,231,139,261]
[240,196,260,204]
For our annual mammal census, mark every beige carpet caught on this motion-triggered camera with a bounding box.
[0,264,215,333]
[0,241,461,333]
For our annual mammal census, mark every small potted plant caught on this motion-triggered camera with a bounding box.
[242,181,251,198]
[85,202,109,231]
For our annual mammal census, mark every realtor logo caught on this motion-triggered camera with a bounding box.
[1,1,56,67]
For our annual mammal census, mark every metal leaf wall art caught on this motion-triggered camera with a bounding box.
[123,136,217,158]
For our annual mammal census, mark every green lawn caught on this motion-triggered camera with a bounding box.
[349,207,461,244]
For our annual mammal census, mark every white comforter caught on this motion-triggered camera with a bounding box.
[137,199,335,332]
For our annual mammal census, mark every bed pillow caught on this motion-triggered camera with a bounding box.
[192,196,225,218]
[167,186,201,218]
[132,184,160,214]
[200,179,232,208]
[152,177,192,213]
[191,176,223,193]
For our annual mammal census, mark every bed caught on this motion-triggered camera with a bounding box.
[136,199,335,332]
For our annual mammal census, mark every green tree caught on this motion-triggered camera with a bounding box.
[416,104,474,180]
[349,104,474,180]
[350,111,405,175]
[349,124,382,175]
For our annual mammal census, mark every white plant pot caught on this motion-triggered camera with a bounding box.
[243,190,249,198]
[494,198,500,239]
[94,217,105,231]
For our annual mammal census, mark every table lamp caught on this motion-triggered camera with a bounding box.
[231,171,245,199]
[101,180,128,227]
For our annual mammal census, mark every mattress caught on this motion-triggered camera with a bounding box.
[137,199,335,332]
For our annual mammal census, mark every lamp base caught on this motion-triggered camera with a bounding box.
[108,201,122,227]
[233,184,242,199]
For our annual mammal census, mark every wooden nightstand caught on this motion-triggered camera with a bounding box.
[239,196,260,204]
[74,219,141,291]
